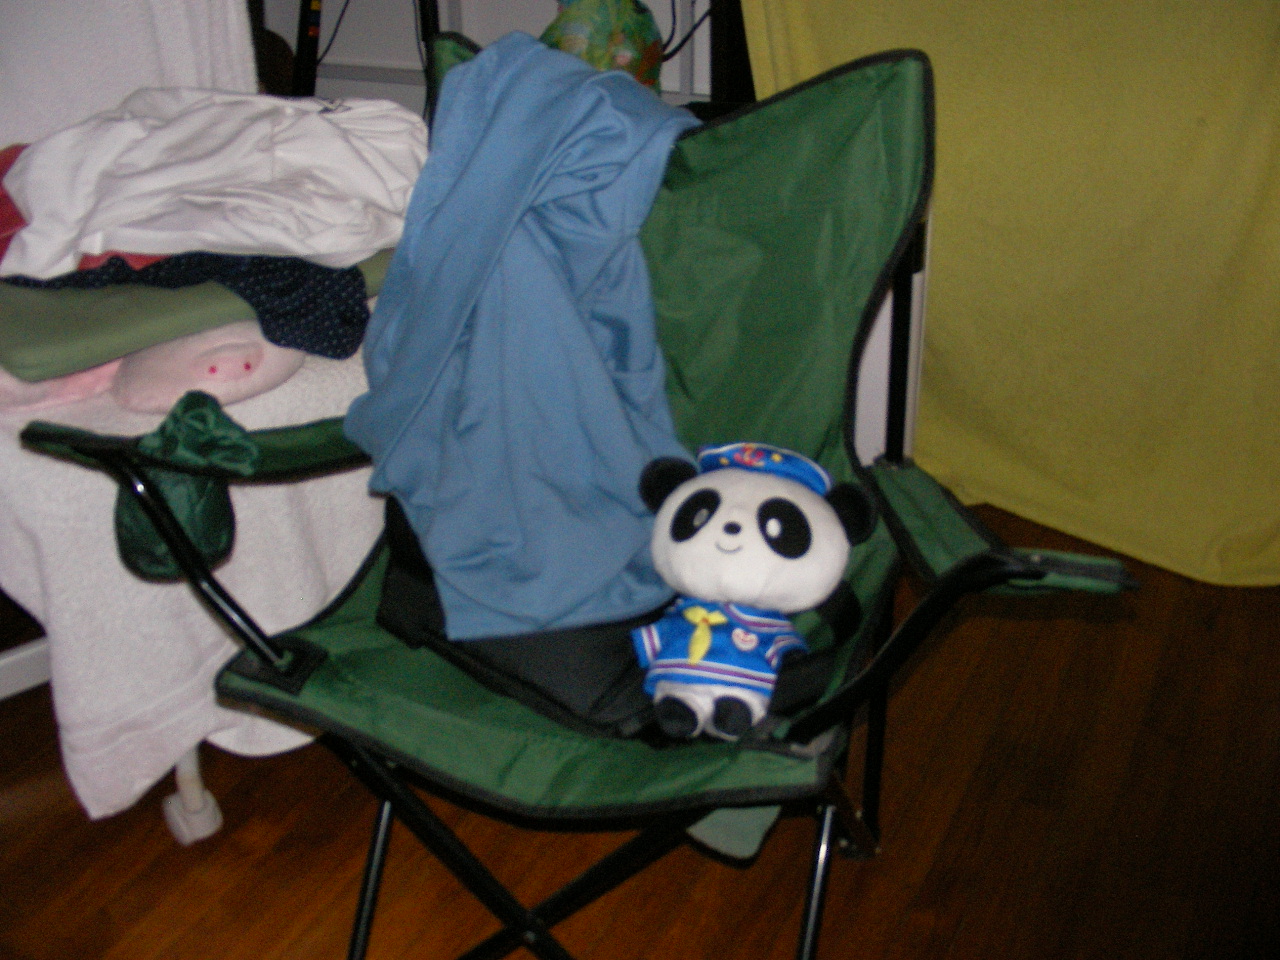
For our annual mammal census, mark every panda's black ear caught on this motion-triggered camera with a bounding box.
[826,483,877,546]
[639,457,698,512]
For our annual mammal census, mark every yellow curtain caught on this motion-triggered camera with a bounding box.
[741,0,1280,585]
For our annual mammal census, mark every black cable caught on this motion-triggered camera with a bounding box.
[316,0,355,65]
[662,4,711,62]
[664,0,679,49]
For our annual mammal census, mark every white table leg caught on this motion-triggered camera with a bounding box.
[162,745,223,845]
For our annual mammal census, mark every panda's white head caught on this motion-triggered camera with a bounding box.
[640,444,877,614]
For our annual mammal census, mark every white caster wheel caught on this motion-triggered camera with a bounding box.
[162,787,223,845]
[163,746,223,845]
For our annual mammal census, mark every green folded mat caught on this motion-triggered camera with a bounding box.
[0,249,393,382]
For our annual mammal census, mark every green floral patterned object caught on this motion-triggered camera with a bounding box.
[540,0,664,91]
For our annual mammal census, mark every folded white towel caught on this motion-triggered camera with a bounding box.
[0,353,382,818]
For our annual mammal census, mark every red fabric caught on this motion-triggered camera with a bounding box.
[77,251,168,270]
[0,144,28,264]
[1,144,167,272]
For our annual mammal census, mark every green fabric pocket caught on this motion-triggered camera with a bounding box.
[114,391,259,580]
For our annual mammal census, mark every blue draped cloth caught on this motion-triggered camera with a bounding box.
[345,32,698,639]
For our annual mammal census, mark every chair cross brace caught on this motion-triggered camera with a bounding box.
[325,735,708,960]
[325,733,869,960]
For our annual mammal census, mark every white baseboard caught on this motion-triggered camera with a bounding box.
[0,638,50,700]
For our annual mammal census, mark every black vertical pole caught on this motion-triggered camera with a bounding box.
[292,0,322,95]
[709,0,755,107]
[883,223,926,464]
[419,0,442,123]
[860,685,887,839]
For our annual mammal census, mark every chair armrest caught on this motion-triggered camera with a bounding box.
[20,392,353,688]
[22,393,368,480]
[22,391,369,584]
[243,417,369,477]
[867,458,1135,594]
[775,462,1135,744]
[783,549,1034,743]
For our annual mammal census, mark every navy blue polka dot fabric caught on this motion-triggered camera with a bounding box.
[4,253,370,359]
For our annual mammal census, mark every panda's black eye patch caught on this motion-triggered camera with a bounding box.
[671,489,720,542]
[758,498,811,558]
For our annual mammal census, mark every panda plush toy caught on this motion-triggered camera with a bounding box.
[633,442,877,741]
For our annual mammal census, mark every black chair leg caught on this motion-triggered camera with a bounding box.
[825,775,879,861]
[796,766,884,960]
[796,804,838,960]
[860,684,888,842]
[328,736,580,960]
[348,799,395,960]
[328,732,871,960]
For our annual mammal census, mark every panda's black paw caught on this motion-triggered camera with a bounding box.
[712,697,754,739]
[655,697,700,739]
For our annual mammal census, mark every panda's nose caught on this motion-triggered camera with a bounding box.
[723,522,741,535]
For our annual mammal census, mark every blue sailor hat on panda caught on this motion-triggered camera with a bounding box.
[696,442,833,496]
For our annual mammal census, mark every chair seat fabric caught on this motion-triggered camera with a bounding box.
[219,544,855,819]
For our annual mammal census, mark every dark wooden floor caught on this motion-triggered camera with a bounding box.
[1,507,1277,960]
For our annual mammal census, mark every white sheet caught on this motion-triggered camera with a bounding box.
[2,90,428,278]
[0,354,383,818]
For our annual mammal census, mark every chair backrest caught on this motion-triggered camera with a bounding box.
[423,38,933,480]
[641,51,933,483]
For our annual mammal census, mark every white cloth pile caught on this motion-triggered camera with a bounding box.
[0,0,395,821]
[1,89,429,278]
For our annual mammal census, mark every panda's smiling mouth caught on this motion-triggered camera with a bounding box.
[716,521,744,553]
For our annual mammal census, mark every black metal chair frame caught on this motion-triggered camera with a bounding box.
[29,213,1053,960]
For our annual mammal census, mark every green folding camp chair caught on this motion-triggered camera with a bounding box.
[21,46,1132,960]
